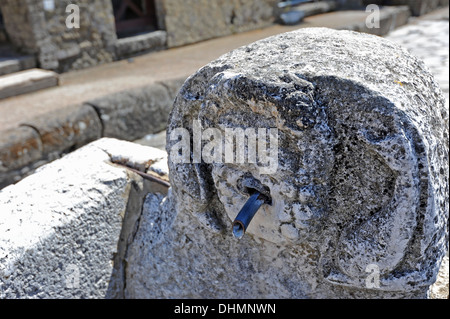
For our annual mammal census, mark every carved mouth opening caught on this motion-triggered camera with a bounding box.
[238,175,272,205]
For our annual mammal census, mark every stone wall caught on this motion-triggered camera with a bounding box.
[164,27,448,298]
[43,0,117,72]
[155,0,278,48]
[2,0,448,71]
[0,0,117,72]
[0,0,279,69]
[0,0,38,51]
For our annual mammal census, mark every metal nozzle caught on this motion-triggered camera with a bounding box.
[232,191,267,239]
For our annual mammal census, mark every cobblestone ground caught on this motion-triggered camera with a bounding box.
[386,16,449,299]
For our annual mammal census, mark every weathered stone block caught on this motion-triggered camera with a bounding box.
[0,0,117,72]
[0,126,43,188]
[21,103,102,159]
[290,0,337,18]
[86,83,174,141]
[0,0,38,53]
[129,28,448,298]
[0,138,169,298]
[158,77,187,101]
[342,5,411,36]
[0,68,58,100]
[0,60,20,76]
[115,31,167,59]
[156,0,278,48]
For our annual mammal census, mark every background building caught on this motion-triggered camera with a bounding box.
[0,0,448,73]
[0,0,279,72]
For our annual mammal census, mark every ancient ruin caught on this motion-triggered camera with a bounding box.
[0,27,448,299]
[143,27,448,298]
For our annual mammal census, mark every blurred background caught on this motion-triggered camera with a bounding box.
[0,0,447,73]
[0,0,448,185]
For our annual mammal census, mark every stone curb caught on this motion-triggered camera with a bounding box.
[383,0,449,17]
[85,77,184,141]
[0,3,440,189]
[22,103,102,157]
[0,55,36,77]
[114,30,167,59]
[340,5,411,36]
[0,138,168,298]
[0,77,186,190]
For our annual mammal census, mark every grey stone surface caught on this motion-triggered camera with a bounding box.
[156,0,278,48]
[0,126,43,188]
[0,138,168,298]
[0,60,20,76]
[0,69,58,100]
[134,130,167,151]
[386,19,449,115]
[385,0,443,16]
[22,103,102,158]
[340,5,411,36]
[290,1,337,18]
[115,31,167,59]
[86,81,177,141]
[128,27,449,298]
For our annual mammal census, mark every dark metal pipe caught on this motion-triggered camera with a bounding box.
[232,191,266,239]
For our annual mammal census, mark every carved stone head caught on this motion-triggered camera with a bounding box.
[167,28,448,294]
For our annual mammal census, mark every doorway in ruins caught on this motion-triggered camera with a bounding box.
[0,7,6,43]
[112,0,159,38]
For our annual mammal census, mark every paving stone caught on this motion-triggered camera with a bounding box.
[115,31,167,59]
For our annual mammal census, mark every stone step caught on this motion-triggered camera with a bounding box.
[115,30,167,59]
[0,55,36,76]
[0,68,59,100]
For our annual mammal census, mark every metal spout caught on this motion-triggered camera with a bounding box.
[232,191,267,239]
